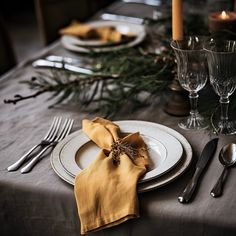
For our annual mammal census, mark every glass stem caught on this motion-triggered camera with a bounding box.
[189,91,199,118]
[220,97,229,126]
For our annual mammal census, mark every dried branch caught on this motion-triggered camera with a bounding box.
[4,90,46,104]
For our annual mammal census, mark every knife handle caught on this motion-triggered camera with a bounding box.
[20,144,53,174]
[7,144,39,171]
[210,167,228,198]
[178,168,201,203]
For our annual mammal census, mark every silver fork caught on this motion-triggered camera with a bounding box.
[20,118,74,174]
[7,117,62,171]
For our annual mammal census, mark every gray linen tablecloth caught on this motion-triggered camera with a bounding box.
[1,1,236,236]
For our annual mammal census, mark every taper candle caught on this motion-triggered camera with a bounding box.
[172,0,183,40]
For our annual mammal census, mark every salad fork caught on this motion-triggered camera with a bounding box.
[7,117,62,171]
[20,118,74,173]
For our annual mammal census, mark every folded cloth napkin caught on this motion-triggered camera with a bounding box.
[74,117,149,234]
[59,22,135,43]
[59,22,94,39]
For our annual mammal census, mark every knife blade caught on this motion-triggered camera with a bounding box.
[45,55,101,70]
[100,13,144,25]
[45,55,86,65]
[178,138,219,203]
[32,59,119,78]
[32,59,93,75]
[122,0,161,7]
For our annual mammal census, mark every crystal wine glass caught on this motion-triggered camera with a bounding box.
[171,36,208,130]
[204,38,236,135]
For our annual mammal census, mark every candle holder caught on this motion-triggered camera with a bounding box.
[208,11,236,34]
[164,78,190,116]
[164,0,190,116]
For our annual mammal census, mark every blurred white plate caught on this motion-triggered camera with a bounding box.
[61,21,146,53]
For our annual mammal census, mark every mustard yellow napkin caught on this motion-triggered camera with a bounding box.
[59,22,135,43]
[59,22,94,38]
[74,117,149,234]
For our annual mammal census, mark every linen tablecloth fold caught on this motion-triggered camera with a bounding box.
[74,117,149,234]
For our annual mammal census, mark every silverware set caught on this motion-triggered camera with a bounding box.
[179,139,236,203]
[7,117,74,174]
[32,59,94,75]
[178,138,219,203]
[32,55,120,78]
[32,55,97,75]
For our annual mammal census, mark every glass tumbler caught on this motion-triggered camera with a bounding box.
[171,36,208,130]
[204,38,236,135]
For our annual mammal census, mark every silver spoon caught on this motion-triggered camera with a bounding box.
[210,143,236,198]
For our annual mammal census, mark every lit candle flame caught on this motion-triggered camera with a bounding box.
[221,11,230,20]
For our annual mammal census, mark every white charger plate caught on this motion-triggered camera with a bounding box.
[61,21,146,53]
[51,121,192,193]
[58,121,183,183]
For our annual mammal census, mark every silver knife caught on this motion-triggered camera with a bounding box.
[32,59,93,75]
[46,55,83,65]
[100,13,144,25]
[45,55,93,67]
[122,0,161,7]
[45,55,101,70]
[32,59,119,78]
[178,138,219,203]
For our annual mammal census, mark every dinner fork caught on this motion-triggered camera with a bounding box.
[20,118,74,173]
[7,117,62,171]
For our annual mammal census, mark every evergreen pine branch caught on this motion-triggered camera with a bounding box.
[4,46,175,117]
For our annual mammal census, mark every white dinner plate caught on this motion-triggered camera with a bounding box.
[58,121,183,183]
[51,121,192,193]
[61,21,146,53]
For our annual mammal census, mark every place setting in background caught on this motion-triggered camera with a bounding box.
[59,20,146,53]
[32,18,147,73]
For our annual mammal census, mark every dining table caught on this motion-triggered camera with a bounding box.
[1,1,236,236]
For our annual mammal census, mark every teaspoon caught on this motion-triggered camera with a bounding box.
[210,143,236,198]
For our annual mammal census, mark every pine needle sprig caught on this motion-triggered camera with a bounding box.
[4,46,175,117]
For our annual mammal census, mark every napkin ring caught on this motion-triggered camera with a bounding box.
[111,139,141,165]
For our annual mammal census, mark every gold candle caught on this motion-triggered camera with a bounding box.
[172,0,183,40]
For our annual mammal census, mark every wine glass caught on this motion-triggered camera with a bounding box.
[204,38,236,135]
[170,36,208,130]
